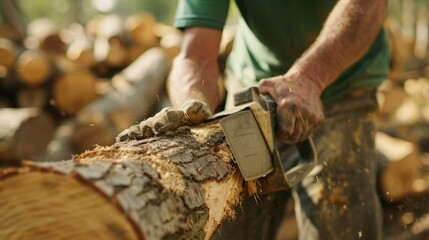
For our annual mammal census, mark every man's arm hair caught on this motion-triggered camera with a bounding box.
[287,0,389,92]
[167,27,224,112]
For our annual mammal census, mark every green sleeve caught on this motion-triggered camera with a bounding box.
[174,0,230,31]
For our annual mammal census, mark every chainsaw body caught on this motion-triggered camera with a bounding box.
[211,87,318,193]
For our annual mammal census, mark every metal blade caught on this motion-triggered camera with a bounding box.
[220,110,273,180]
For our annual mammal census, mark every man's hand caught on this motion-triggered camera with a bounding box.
[258,73,324,143]
[116,100,212,142]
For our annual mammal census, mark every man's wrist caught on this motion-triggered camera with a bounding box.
[284,67,326,96]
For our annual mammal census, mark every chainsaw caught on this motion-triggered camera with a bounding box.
[210,87,318,193]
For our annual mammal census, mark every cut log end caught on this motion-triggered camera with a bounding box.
[0,171,139,240]
[53,70,98,115]
[15,50,52,86]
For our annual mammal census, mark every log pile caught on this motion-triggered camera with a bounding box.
[0,13,182,165]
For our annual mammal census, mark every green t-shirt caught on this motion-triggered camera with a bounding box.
[175,0,390,103]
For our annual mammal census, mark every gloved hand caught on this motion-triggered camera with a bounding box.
[116,100,212,142]
[258,73,325,143]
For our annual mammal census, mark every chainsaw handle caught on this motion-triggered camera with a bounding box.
[261,91,318,190]
[232,86,318,190]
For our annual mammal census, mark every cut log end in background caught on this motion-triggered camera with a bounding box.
[0,121,253,240]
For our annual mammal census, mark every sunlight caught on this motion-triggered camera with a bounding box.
[91,0,117,13]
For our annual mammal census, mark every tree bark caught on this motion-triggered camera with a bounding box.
[0,120,247,240]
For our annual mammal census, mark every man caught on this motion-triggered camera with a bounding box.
[119,0,390,239]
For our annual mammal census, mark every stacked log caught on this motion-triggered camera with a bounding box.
[51,58,98,116]
[26,18,65,54]
[0,38,18,69]
[0,108,55,166]
[14,49,53,87]
[0,13,177,164]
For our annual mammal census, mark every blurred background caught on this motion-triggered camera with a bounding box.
[0,0,429,239]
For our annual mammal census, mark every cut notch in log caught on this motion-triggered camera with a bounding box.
[0,121,255,239]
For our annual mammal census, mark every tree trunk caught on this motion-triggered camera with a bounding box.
[0,120,248,240]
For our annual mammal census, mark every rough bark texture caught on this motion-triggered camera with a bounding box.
[0,121,246,240]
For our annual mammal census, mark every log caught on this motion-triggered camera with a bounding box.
[93,15,131,69]
[157,26,182,66]
[124,13,159,50]
[65,24,96,68]
[34,119,76,163]
[52,59,98,115]
[16,86,48,109]
[376,80,408,116]
[67,39,95,67]
[71,48,169,153]
[0,120,248,239]
[85,15,103,40]
[26,18,65,54]
[0,108,56,165]
[0,38,18,69]
[14,49,53,87]
[376,132,428,202]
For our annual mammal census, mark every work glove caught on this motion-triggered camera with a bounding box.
[116,100,212,142]
[258,73,325,143]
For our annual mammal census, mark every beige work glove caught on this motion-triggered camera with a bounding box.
[116,100,212,142]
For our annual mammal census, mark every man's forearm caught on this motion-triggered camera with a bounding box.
[288,0,388,93]
[167,27,224,112]
[167,55,223,112]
